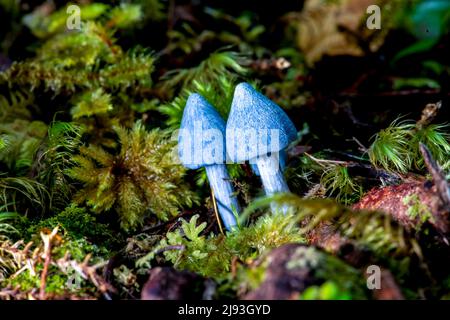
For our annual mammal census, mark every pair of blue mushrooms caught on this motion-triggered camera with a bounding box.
[178,82,297,231]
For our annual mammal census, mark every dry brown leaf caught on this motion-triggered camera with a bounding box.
[297,0,395,65]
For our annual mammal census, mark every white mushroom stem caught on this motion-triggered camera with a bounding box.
[205,165,240,231]
[255,153,290,213]
[251,150,287,176]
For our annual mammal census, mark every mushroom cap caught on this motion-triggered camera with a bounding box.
[226,82,297,162]
[178,93,226,169]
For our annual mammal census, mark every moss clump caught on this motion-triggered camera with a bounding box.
[68,121,198,231]
[300,281,353,300]
[26,204,119,249]
[402,194,434,228]
[369,120,450,173]
[321,165,363,205]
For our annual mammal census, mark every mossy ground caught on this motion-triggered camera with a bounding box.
[0,0,449,300]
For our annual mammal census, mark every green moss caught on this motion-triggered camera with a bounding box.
[300,281,353,300]
[243,193,422,262]
[26,204,119,250]
[159,77,236,129]
[235,245,368,300]
[369,120,414,173]
[67,122,198,231]
[402,194,434,228]
[53,236,109,262]
[0,0,448,300]
[137,212,304,278]
[369,120,450,173]
[412,124,450,170]
[311,252,368,299]
[8,263,83,296]
[321,165,363,205]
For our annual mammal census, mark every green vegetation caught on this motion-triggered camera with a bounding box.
[67,122,198,231]
[0,0,448,300]
[369,120,450,173]
[137,212,303,278]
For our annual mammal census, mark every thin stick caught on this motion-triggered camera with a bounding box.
[419,143,450,208]
[352,137,368,153]
[305,152,348,167]
[416,101,442,129]
[39,233,55,300]
[154,245,186,256]
[40,253,51,300]
[211,188,224,235]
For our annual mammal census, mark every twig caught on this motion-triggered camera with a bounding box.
[76,255,116,300]
[419,143,450,209]
[153,244,186,256]
[416,101,442,130]
[346,162,401,183]
[211,188,225,235]
[39,227,59,300]
[339,101,374,128]
[304,152,348,167]
[141,210,193,233]
[351,137,368,153]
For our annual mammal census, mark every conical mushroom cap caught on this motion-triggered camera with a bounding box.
[226,82,297,163]
[178,94,226,169]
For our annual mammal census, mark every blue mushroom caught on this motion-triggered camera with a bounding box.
[226,82,297,198]
[178,93,239,231]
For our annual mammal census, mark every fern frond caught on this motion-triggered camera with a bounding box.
[0,136,7,152]
[0,91,33,122]
[160,51,246,92]
[0,120,47,174]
